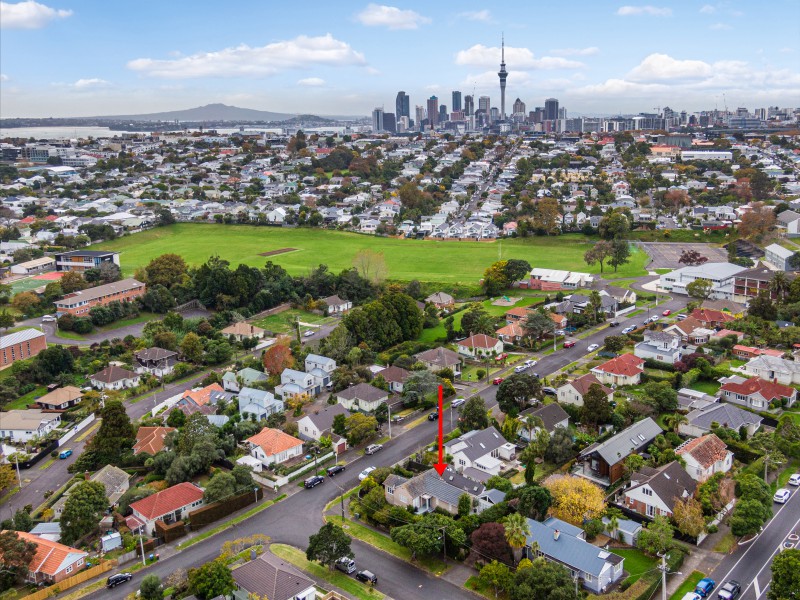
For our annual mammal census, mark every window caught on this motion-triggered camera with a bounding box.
[65,565,73,574]
[387,486,394,495]
[642,488,653,496]
[647,504,655,517]
[584,573,593,582]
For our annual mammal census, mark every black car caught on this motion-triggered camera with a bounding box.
[356,570,378,585]
[427,412,439,421]
[304,475,324,488]
[107,573,133,588]
[327,465,346,477]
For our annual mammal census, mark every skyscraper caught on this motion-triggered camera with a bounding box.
[439,105,449,123]
[395,91,410,120]
[464,95,474,116]
[383,113,396,133]
[372,108,384,132]
[452,91,462,113]
[427,96,439,127]
[497,36,508,121]
[479,96,491,114]
[415,105,426,130]
[513,98,526,117]
[545,98,559,121]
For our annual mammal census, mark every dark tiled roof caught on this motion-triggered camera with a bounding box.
[233,552,314,600]
[627,461,696,512]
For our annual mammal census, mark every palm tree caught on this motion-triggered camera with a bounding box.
[663,413,688,434]
[522,415,544,443]
[503,512,530,564]
[770,271,790,301]
[608,513,620,542]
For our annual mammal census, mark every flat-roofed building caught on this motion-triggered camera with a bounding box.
[54,250,120,273]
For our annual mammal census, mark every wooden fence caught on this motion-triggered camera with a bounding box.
[20,561,115,600]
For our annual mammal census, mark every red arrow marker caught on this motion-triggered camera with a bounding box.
[433,385,447,477]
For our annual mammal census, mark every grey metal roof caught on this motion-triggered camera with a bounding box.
[393,468,485,507]
[0,328,45,349]
[543,516,584,539]
[233,552,314,600]
[686,403,762,430]
[445,426,507,461]
[304,404,350,431]
[336,382,388,403]
[520,403,570,432]
[581,417,661,466]
[525,518,623,577]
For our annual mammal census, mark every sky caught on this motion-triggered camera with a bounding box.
[1,0,799,119]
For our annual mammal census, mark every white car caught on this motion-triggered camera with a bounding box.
[524,359,537,368]
[303,329,315,338]
[358,466,376,481]
[788,473,800,486]
[451,398,466,408]
[774,488,791,504]
[514,365,526,373]
[41,315,57,322]
[587,344,600,352]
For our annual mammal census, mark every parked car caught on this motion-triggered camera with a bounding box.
[716,580,741,600]
[609,321,620,327]
[106,573,132,588]
[41,315,57,322]
[336,557,356,574]
[59,449,72,459]
[587,344,600,352]
[364,444,383,455]
[649,315,660,323]
[676,314,688,321]
[563,340,576,348]
[542,387,557,396]
[524,359,537,368]
[427,412,439,421]
[304,475,324,489]
[492,377,504,385]
[554,329,566,336]
[680,594,702,600]
[356,570,378,585]
[774,488,791,503]
[303,329,315,338]
[514,365,526,373]
[695,578,716,597]
[451,398,466,408]
[662,309,672,316]
[326,465,345,477]
[788,473,800,486]
[358,466,376,481]
[622,326,635,334]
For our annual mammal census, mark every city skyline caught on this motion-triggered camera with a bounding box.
[1,0,799,119]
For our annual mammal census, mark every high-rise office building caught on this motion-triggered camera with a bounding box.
[451,110,465,122]
[415,105,426,130]
[545,98,559,121]
[497,36,508,121]
[464,95,474,116]
[439,105,449,123]
[427,96,439,127]
[558,107,567,120]
[512,98,526,117]
[372,108,384,132]
[490,107,500,123]
[395,91,410,120]
[397,116,409,133]
[479,96,491,114]
[383,113,396,133]
[452,91,462,113]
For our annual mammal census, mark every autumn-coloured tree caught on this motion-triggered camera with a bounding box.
[543,475,606,525]
[353,249,388,284]
[738,203,776,242]
[663,189,690,214]
[263,336,294,376]
[672,496,705,538]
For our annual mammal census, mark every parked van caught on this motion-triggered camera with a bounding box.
[336,557,356,574]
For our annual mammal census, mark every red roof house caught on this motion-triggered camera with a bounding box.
[456,334,504,358]
[719,375,797,410]
[127,482,204,536]
[4,531,88,585]
[591,354,645,386]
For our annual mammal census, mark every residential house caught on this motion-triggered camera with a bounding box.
[518,403,570,441]
[524,517,624,594]
[622,461,697,519]
[238,387,284,421]
[53,464,131,516]
[690,308,736,328]
[9,531,87,585]
[495,322,525,344]
[296,404,350,446]
[245,427,304,468]
[133,426,175,456]
[590,354,645,386]
[126,482,205,536]
[777,209,800,236]
[232,552,316,600]
[0,328,47,368]
[376,365,411,393]
[679,403,763,438]
[731,345,784,360]
[527,268,593,291]
[663,316,714,345]
[742,355,800,385]
[275,369,316,400]
[425,292,455,310]
[175,383,224,416]
[576,417,662,485]
[445,426,517,477]
[304,354,336,389]
[733,267,795,302]
[675,434,733,482]
[414,347,462,377]
[89,365,141,390]
[718,375,797,409]
[134,347,178,377]
[53,250,120,273]
[220,322,266,341]
[383,468,486,515]
[36,386,82,411]
[764,243,798,271]
[222,367,267,393]
[712,329,745,343]
[677,388,718,411]
[336,382,388,413]
[322,295,351,315]
[28,523,62,543]
[634,330,683,365]
[457,334,504,358]
[703,299,746,318]
[54,278,146,316]
[0,409,61,443]
[557,373,613,407]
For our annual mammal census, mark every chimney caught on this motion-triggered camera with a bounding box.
[553,529,560,541]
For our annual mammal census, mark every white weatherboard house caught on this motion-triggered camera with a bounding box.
[444,426,516,476]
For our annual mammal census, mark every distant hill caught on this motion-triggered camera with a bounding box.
[95,103,298,122]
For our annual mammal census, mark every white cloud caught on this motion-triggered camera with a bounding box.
[699,4,716,13]
[573,78,670,98]
[628,53,712,81]
[455,44,584,70]
[549,46,599,57]
[72,78,108,88]
[297,77,325,87]
[128,34,366,78]
[458,9,491,22]
[709,22,732,30]
[0,74,8,81]
[0,1,71,29]
[355,4,430,30]
[616,5,672,17]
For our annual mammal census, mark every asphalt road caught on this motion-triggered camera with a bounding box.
[709,485,800,600]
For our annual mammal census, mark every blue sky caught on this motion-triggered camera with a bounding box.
[1,0,798,118]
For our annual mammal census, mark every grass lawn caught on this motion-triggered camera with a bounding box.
[271,544,384,600]
[5,386,47,410]
[613,548,657,584]
[252,308,335,334]
[669,571,706,600]
[713,533,736,553]
[689,380,721,395]
[53,312,158,340]
[92,224,649,285]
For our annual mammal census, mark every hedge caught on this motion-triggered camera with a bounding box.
[644,358,677,372]
[188,488,264,530]
[155,519,186,543]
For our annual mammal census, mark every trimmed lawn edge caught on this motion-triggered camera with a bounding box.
[669,571,706,600]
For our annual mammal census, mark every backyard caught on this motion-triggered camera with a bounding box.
[92,224,649,285]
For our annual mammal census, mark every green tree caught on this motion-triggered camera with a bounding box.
[516,485,552,521]
[730,499,771,536]
[486,475,514,493]
[86,400,135,467]
[545,426,574,464]
[686,278,713,305]
[460,395,489,431]
[580,383,614,429]
[768,548,800,600]
[637,515,674,555]
[139,574,163,600]
[479,560,514,599]
[511,558,575,600]
[609,238,631,272]
[523,311,555,343]
[60,480,108,545]
[11,508,33,532]
[203,471,237,504]
[599,211,631,240]
[503,512,530,563]
[0,531,37,590]
[458,493,473,517]
[584,240,614,273]
[603,335,627,353]
[144,253,188,288]
[672,497,705,538]
[344,413,378,446]
[306,523,353,570]
[520,430,549,485]
[496,374,541,417]
[390,522,442,560]
[188,559,235,600]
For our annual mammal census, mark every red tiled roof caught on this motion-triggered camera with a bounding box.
[505,307,529,319]
[459,333,501,349]
[181,383,224,407]
[8,531,87,577]
[496,323,524,338]
[129,482,204,520]
[595,354,645,376]
[676,434,729,469]
[720,377,795,401]
[246,427,303,457]
[133,426,175,455]
[691,308,735,324]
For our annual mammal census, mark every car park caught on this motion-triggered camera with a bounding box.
[788,473,800,486]
[365,444,383,455]
[563,340,576,348]
[695,578,716,597]
[59,449,72,459]
[304,475,324,488]
[427,412,439,421]
[358,466,376,481]
[326,465,345,477]
[774,488,791,503]
[356,570,378,585]
[716,580,741,600]
[587,344,600,352]
[451,398,466,408]
[106,573,133,588]
[492,377,504,385]
[662,309,671,316]
[336,557,356,574]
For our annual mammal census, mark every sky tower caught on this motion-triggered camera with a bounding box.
[498,35,508,121]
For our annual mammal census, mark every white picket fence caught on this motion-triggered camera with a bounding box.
[58,414,96,447]
[151,392,186,417]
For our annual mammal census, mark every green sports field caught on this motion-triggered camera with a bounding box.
[92,224,648,285]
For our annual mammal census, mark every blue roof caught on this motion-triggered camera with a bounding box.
[525,518,623,577]
[543,516,583,539]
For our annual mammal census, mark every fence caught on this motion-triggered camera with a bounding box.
[17,440,58,470]
[19,560,115,600]
[150,391,186,417]
[697,498,736,545]
[248,302,291,322]
[57,414,96,447]
[615,305,638,318]
[256,451,335,489]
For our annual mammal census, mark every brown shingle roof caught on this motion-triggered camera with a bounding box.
[569,373,612,397]
[233,552,314,600]
[90,365,138,384]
